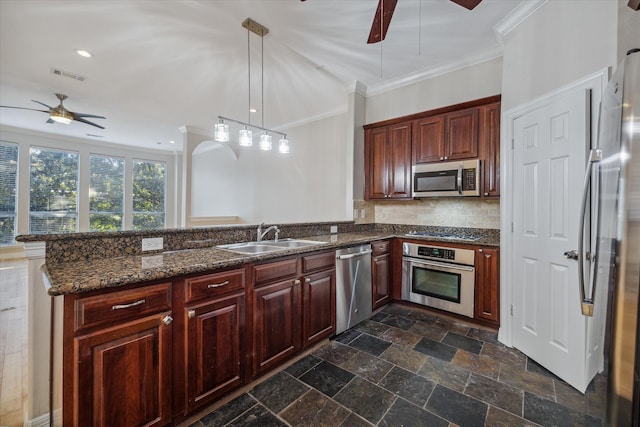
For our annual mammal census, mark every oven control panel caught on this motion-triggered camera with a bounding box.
[417,246,455,260]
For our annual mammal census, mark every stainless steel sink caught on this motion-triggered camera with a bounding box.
[217,238,326,254]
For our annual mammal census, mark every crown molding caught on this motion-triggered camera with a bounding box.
[276,106,349,131]
[493,0,548,44]
[366,48,503,97]
[348,80,368,97]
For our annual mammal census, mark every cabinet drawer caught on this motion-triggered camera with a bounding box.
[253,258,298,286]
[302,251,335,273]
[74,282,171,333]
[371,240,390,256]
[185,268,246,303]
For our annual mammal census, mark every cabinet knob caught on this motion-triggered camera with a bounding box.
[305,277,311,283]
[162,315,173,325]
[478,249,483,253]
[484,192,489,196]
[440,157,444,160]
[187,309,195,319]
[294,279,301,285]
[444,156,448,160]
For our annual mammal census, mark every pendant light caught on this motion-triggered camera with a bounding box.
[213,18,289,153]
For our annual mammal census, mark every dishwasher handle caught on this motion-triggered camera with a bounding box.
[337,249,372,260]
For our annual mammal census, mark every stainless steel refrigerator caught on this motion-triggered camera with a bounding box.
[580,48,640,426]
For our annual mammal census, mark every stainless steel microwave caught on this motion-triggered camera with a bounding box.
[412,159,480,198]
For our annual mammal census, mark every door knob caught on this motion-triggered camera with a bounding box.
[564,250,578,260]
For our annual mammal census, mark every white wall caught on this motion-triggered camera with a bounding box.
[500,0,617,112]
[190,112,350,224]
[365,56,503,124]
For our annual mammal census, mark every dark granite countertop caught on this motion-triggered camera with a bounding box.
[41,229,500,296]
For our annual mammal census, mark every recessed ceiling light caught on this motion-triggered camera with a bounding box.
[75,49,92,58]
[249,108,257,113]
[169,140,176,144]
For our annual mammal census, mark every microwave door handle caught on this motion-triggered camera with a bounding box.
[457,164,463,195]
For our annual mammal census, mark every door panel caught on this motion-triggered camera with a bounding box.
[512,88,592,392]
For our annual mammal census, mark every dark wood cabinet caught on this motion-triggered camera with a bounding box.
[475,247,500,325]
[371,240,391,309]
[413,115,445,163]
[301,251,336,347]
[182,268,247,413]
[413,108,478,164]
[64,282,173,427]
[252,258,302,376]
[365,121,412,200]
[479,102,501,198]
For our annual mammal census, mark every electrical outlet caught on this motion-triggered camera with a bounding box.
[353,209,358,219]
[330,225,338,234]
[360,208,366,218]
[142,237,163,252]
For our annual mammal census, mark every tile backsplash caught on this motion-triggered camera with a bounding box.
[358,199,500,229]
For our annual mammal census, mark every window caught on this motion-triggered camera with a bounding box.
[132,159,166,230]
[89,155,124,231]
[29,147,79,234]
[0,142,18,245]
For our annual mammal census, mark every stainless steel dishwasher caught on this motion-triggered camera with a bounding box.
[335,244,373,334]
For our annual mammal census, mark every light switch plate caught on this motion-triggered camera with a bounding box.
[360,208,366,218]
[353,209,358,219]
[330,225,338,234]
[142,237,163,252]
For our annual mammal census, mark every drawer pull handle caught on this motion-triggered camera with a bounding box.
[208,280,230,289]
[112,299,146,310]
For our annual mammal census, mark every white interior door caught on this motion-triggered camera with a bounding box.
[511,89,594,392]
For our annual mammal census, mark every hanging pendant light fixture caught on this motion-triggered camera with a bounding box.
[214,18,289,153]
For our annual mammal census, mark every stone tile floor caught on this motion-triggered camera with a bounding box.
[189,304,606,427]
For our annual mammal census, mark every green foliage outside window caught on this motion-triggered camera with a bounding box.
[0,143,18,245]
[132,160,166,230]
[89,155,124,231]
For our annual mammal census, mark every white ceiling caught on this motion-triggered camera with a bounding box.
[0,0,522,152]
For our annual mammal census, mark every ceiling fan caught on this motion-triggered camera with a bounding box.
[366,0,483,43]
[301,0,483,44]
[0,93,106,129]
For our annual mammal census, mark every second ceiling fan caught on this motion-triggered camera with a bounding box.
[366,0,483,44]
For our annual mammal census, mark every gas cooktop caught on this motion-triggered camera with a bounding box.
[405,231,481,242]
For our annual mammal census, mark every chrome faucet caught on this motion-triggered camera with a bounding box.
[257,222,280,242]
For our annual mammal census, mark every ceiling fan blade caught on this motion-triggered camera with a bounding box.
[450,0,483,10]
[31,100,54,109]
[367,0,398,44]
[72,112,106,119]
[0,105,48,113]
[74,117,105,130]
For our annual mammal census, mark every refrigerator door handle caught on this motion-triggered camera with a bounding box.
[577,148,602,317]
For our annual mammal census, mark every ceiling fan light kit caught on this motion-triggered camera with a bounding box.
[212,18,290,153]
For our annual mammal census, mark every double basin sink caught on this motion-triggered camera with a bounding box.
[217,238,326,255]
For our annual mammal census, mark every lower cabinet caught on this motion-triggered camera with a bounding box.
[63,249,337,425]
[252,277,302,376]
[474,247,500,325]
[184,291,245,413]
[371,240,392,310]
[64,282,173,427]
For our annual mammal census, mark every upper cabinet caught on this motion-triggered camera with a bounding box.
[479,102,501,198]
[364,121,413,200]
[364,95,501,201]
[413,108,479,164]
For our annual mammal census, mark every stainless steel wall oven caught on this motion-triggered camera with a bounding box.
[401,242,475,318]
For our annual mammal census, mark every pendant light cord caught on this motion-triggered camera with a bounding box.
[261,30,264,128]
[247,26,251,125]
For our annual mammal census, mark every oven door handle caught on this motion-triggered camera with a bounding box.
[457,164,463,195]
[404,258,474,272]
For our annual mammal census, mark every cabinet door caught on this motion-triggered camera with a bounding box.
[387,122,413,199]
[480,102,501,197]
[413,116,445,163]
[445,108,479,160]
[74,314,172,427]
[253,279,301,376]
[372,253,391,310]
[302,269,335,347]
[475,248,500,324]
[365,127,389,199]
[185,292,245,413]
